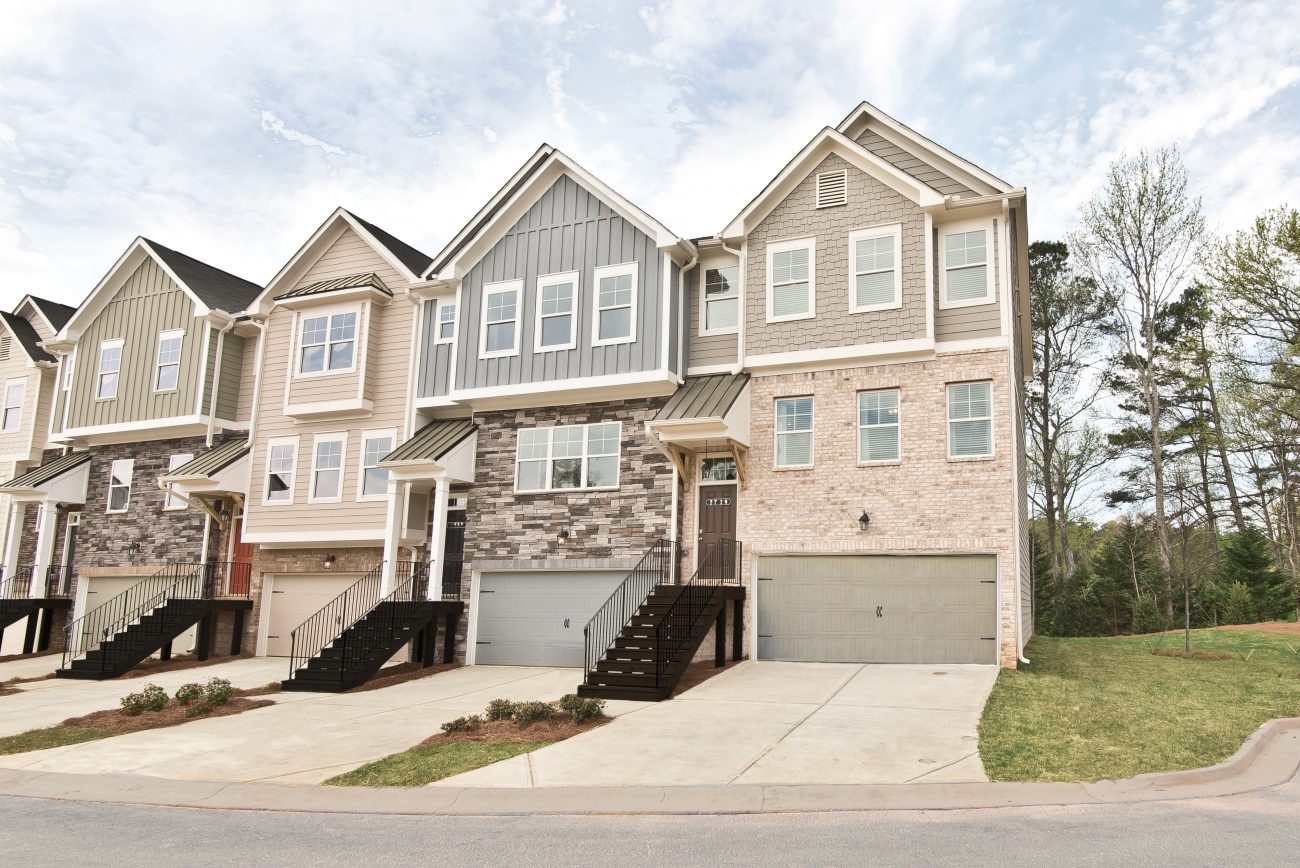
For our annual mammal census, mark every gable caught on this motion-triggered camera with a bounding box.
[854,129,975,198]
[289,226,409,294]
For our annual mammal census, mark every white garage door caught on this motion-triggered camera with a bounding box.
[80,575,197,655]
[757,554,998,664]
[475,570,626,667]
[264,573,363,657]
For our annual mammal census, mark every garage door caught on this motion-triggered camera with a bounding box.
[757,555,998,664]
[81,576,197,655]
[264,573,363,657]
[475,570,626,667]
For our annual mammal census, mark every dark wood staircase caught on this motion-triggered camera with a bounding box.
[0,565,72,654]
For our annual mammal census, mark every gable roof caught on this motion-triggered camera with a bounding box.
[17,295,76,334]
[0,310,55,363]
[344,211,433,277]
[0,450,90,491]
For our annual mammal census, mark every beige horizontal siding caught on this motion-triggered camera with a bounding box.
[685,267,738,369]
[0,366,47,460]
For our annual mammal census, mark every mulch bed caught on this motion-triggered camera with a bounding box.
[1218,621,1300,636]
[344,662,461,693]
[62,693,275,736]
[1152,647,1237,661]
[420,714,608,747]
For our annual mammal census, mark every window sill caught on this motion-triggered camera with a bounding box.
[856,459,902,467]
[765,313,815,325]
[947,454,996,463]
[938,295,995,311]
[261,499,295,507]
[294,367,358,381]
[772,464,814,472]
[699,327,739,338]
[591,337,634,348]
[849,302,903,315]
[513,486,621,495]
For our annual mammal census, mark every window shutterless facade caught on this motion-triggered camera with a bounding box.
[940,218,995,308]
[153,329,184,392]
[164,453,193,510]
[774,396,813,467]
[702,266,740,334]
[948,381,994,457]
[847,224,902,312]
[591,262,637,346]
[309,433,347,502]
[858,389,900,462]
[767,237,815,322]
[2,379,23,431]
[515,422,622,492]
[359,429,395,499]
[480,280,522,358]
[534,271,579,352]
[96,339,123,399]
[436,302,456,343]
[298,310,357,374]
[106,458,133,513]
[264,437,298,504]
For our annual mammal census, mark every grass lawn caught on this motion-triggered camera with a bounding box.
[979,628,1300,783]
[0,725,112,756]
[325,740,553,787]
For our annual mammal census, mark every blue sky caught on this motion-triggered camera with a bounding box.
[2,0,1298,311]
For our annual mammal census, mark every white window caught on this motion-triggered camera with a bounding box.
[2,379,23,431]
[154,329,184,392]
[310,434,347,502]
[264,437,298,504]
[299,310,357,374]
[940,220,995,308]
[815,169,848,208]
[63,349,75,391]
[702,266,739,334]
[700,455,738,483]
[534,271,579,352]
[359,430,395,499]
[948,381,994,458]
[480,280,522,359]
[515,422,621,492]
[592,263,637,346]
[106,458,133,513]
[163,453,193,510]
[766,238,815,322]
[96,339,123,399]
[848,225,902,312]
[774,397,813,468]
[436,302,456,344]
[858,389,900,462]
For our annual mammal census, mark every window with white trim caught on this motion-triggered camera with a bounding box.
[310,434,347,502]
[948,381,993,457]
[767,238,815,322]
[359,430,395,499]
[848,225,902,312]
[774,397,813,467]
[480,281,521,358]
[164,453,193,510]
[940,221,994,307]
[64,350,75,391]
[535,271,578,352]
[515,422,621,492]
[436,302,456,343]
[700,455,738,483]
[299,310,357,374]
[107,458,133,513]
[2,379,23,431]
[702,266,739,333]
[264,438,297,503]
[858,389,900,462]
[592,263,637,345]
[154,329,184,391]
[96,339,123,399]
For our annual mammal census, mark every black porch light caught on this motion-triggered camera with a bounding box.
[858,511,871,531]
[557,528,570,541]
[323,554,336,570]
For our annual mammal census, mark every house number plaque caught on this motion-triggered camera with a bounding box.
[704,497,732,507]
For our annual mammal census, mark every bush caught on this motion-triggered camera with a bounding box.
[511,701,554,724]
[484,699,517,721]
[202,677,235,707]
[1221,582,1256,625]
[174,683,203,705]
[441,715,483,735]
[558,693,605,723]
[185,699,214,718]
[120,683,168,716]
[1130,593,1165,635]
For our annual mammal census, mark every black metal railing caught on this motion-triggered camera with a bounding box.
[61,561,251,670]
[582,539,679,681]
[653,538,742,687]
[0,564,73,600]
[338,561,429,676]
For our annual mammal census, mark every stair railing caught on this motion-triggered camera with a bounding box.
[0,564,36,600]
[287,561,385,680]
[653,538,742,688]
[337,561,428,678]
[62,561,204,670]
[583,539,679,681]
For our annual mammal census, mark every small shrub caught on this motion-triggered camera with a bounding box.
[484,698,517,721]
[1221,582,1256,625]
[120,683,168,716]
[441,714,483,735]
[511,701,554,725]
[1130,593,1165,635]
[558,693,605,723]
[174,683,203,705]
[202,677,235,707]
[185,699,214,718]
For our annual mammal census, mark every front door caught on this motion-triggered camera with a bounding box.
[698,483,737,573]
[230,517,253,595]
[441,509,467,599]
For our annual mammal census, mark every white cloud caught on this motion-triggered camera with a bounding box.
[259,111,346,157]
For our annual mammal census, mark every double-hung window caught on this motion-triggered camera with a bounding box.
[592,263,637,345]
[299,311,356,374]
[96,339,123,399]
[164,453,193,510]
[264,438,297,503]
[940,220,994,307]
[359,430,395,499]
[702,266,739,333]
[774,397,813,468]
[858,389,900,462]
[107,458,133,513]
[480,281,521,358]
[436,302,456,343]
[948,382,993,457]
[154,329,183,391]
[310,434,347,502]
[535,271,578,352]
[848,225,902,312]
[767,238,815,322]
[2,379,23,431]
[515,422,621,492]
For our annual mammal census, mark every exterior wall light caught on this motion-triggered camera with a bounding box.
[323,554,336,570]
[858,511,871,531]
[557,529,570,541]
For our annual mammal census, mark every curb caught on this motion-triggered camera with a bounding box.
[0,717,1296,816]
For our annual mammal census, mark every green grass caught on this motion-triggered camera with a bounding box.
[0,725,111,756]
[979,628,1300,782]
[324,740,554,787]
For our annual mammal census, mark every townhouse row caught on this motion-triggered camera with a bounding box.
[0,102,1033,693]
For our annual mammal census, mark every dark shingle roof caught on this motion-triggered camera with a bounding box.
[1,311,55,363]
[654,373,750,422]
[344,211,433,277]
[26,296,75,332]
[275,273,391,301]
[0,451,90,490]
[142,239,263,314]
[381,418,477,465]
[166,439,249,479]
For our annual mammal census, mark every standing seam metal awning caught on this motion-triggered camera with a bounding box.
[381,418,477,465]
[653,373,749,422]
[164,439,250,479]
[0,451,91,491]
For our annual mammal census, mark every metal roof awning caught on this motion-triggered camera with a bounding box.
[0,451,91,502]
[274,272,393,303]
[645,373,751,487]
[381,418,478,484]
[162,439,250,484]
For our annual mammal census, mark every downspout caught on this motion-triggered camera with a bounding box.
[677,251,698,383]
[720,240,745,373]
[246,317,268,443]
[669,460,679,584]
[205,318,235,447]
[998,197,1030,666]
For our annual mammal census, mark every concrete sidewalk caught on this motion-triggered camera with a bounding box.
[0,654,63,682]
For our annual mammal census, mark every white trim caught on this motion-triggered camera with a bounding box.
[514,421,622,493]
[686,363,742,377]
[52,413,242,442]
[153,328,185,393]
[294,303,361,378]
[773,395,814,469]
[924,212,935,341]
[532,270,580,353]
[591,262,638,347]
[660,252,672,374]
[1,378,24,432]
[478,279,523,360]
[63,347,75,391]
[946,380,995,459]
[163,452,193,510]
[856,388,901,464]
[434,298,457,345]
[936,336,1011,353]
[308,432,348,504]
[846,224,903,313]
[284,398,374,419]
[357,428,397,502]
[766,237,816,323]
[433,368,678,411]
[745,337,934,372]
[105,457,133,514]
[699,263,741,336]
[95,338,124,400]
[938,216,996,309]
[262,435,299,506]
[697,452,740,485]
[240,528,407,545]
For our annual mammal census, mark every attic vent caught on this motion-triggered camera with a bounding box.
[815,170,848,208]
[0,335,9,362]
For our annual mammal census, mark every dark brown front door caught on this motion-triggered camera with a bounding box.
[698,484,737,573]
[230,517,253,595]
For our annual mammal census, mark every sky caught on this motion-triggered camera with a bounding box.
[1,0,1299,312]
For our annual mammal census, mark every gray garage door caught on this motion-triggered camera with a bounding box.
[475,570,626,667]
[757,554,998,664]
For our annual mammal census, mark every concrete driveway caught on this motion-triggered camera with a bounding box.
[0,654,64,683]
[438,661,998,788]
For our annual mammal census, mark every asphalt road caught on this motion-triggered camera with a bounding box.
[2,775,1297,867]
